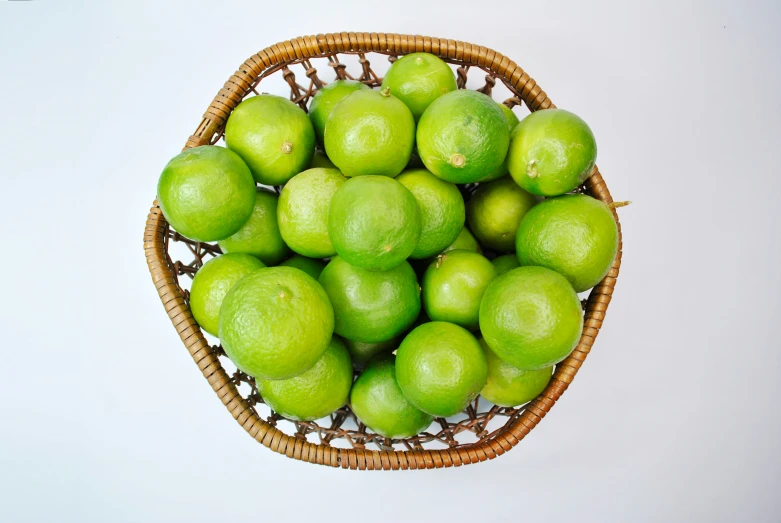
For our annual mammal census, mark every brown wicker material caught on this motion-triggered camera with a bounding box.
[143,32,623,470]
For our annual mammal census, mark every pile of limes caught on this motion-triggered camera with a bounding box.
[157,52,618,438]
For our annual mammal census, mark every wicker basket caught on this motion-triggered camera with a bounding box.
[143,32,623,470]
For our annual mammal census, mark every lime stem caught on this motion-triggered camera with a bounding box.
[380,87,391,97]
[281,141,293,154]
[526,159,539,178]
[449,154,466,168]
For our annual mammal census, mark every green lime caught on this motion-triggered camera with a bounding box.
[480,103,522,182]
[225,94,315,185]
[308,80,371,145]
[422,250,497,330]
[479,266,583,370]
[157,145,255,242]
[257,337,352,421]
[217,188,289,265]
[442,226,482,255]
[351,356,434,438]
[219,267,334,379]
[417,89,510,183]
[516,194,618,292]
[324,88,415,177]
[278,255,325,280]
[479,338,553,407]
[309,150,337,169]
[507,108,597,196]
[343,336,400,369]
[466,176,537,252]
[328,176,421,271]
[396,168,465,259]
[318,256,420,343]
[277,167,346,258]
[396,322,487,417]
[380,53,457,121]
[189,253,265,337]
[491,253,520,275]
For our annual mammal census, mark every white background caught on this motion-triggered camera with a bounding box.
[1,1,780,521]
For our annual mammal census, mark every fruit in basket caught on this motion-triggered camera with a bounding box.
[219,266,334,380]
[351,356,434,438]
[481,102,522,182]
[416,89,510,183]
[309,80,371,145]
[324,88,415,177]
[516,194,618,292]
[189,253,265,337]
[479,338,553,407]
[278,255,325,280]
[381,52,458,121]
[157,145,256,242]
[396,168,465,259]
[257,337,352,421]
[328,176,421,271]
[343,336,400,369]
[217,188,289,265]
[318,256,420,343]
[491,253,520,275]
[422,250,497,330]
[225,94,315,185]
[277,167,347,258]
[466,176,537,252]
[479,266,583,370]
[396,322,488,417]
[507,108,597,196]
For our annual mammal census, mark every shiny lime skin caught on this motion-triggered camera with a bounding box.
[219,267,334,380]
[507,108,597,196]
[318,256,420,343]
[395,322,488,417]
[277,167,346,258]
[479,338,553,407]
[516,194,618,292]
[328,176,422,271]
[157,145,256,242]
[309,150,337,169]
[442,226,482,255]
[466,176,537,252]
[257,337,352,421]
[324,89,415,177]
[351,356,434,438]
[278,255,325,280]
[343,336,400,369]
[417,90,510,184]
[479,266,583,370]
[218,189,290,265]
[189,253,265,337]
[481,103,522,182]
[380,53,457,121]
[308,80,371,145]
[225,94,315,185]
[422,250,497,330]
[491,253,520,275]
[396,168,465,259]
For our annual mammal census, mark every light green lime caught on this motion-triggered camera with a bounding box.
[396,168,465,259]
[309,80,371,145]
[442,226,482,255]
[278,255,325,280]
[466,176,537,252]
[381,53,457,121]
[157,145,256,242]
[343,336,400,369]
[324,88,415,177]
[507,108,597,196]
[309,150,337,169]
[225,94,315,185]
[219,267,334,379]
[395,322,487,417]
[189,253,265,337]
[257,337,352,421]
[417,90,510,183]
[491,253,520,275]
[479,338,553,407]
[217,188,289,265]
[277,167,346,258]
[479,266,583,370]
[318,256,420,343]
[351,356,434,438]
[516,194,618,292]
[328,176,422,271]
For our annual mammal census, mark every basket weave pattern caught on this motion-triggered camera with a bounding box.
[143,32,622,470]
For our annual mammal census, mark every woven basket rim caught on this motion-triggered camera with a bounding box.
[143,32,623,470]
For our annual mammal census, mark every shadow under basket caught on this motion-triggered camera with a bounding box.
[143,32,623,470]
